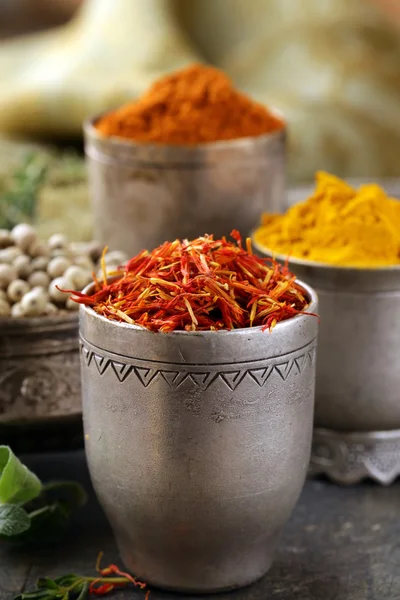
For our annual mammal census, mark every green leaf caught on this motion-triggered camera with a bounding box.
[41,481,87,515]
[8,503,69,545]
[75,582,89,600]
[29,503,69,536]
[15,590,58,600]
[53,575,79,586]
[0,504,30,536]
[36,578,60,591]
[0,446,42,504]
[14,593,53,600]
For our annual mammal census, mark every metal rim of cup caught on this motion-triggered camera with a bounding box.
[251,231,400,292]
[79,277,317,337]
[251,232,400,273]
[0,311,78,332]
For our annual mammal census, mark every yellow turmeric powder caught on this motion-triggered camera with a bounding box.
[253,172,400,268]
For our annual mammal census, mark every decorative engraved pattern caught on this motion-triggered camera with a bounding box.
[0,315,81,428]
[0,351,81,423]
[80,339,316,391]
[309,428,400,485]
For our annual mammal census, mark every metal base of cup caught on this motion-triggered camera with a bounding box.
[118,545,273,594]
[310,428,400,485]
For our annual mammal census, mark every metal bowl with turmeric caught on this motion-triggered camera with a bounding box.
[252,172,400,486]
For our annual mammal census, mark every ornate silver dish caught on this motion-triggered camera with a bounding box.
[0,313,82,451]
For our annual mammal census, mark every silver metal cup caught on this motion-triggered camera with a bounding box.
[79,282,318,593]
[253,241,400,485]
[83,117,286,257]
[0,314,80,423]
[295,263,400,485]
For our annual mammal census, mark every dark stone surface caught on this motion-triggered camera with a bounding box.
[1,451,399,600]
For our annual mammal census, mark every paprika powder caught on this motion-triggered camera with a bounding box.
[95,64,283,145]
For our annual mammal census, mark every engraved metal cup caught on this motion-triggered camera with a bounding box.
[79,282,318,593]
[83,116,287,257]
[0,314,81,424]
[253,241,400,485]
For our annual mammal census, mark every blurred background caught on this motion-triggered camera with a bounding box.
[0,0,80,38]
[0,0,400,240]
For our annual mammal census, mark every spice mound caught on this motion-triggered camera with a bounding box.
[71,232,310,333]
[253,172,400,268]
[95,64,283,145]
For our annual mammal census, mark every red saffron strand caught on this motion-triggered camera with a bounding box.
[69,232,312,332]
[89,582,115,595]
[92,553,150,597]
[99,564,147,589]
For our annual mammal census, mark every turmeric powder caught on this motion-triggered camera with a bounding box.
[253,172,400,268]
[95,64,283,144]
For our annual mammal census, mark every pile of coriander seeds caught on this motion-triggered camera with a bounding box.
[0,224,128,318]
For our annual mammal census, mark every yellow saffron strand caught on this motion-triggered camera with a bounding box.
[101,246,109,286]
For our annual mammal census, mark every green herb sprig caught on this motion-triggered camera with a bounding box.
[0,154,47,229]
[14,553,149,600]
[0,446,87,545]
[0,148,87,230]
